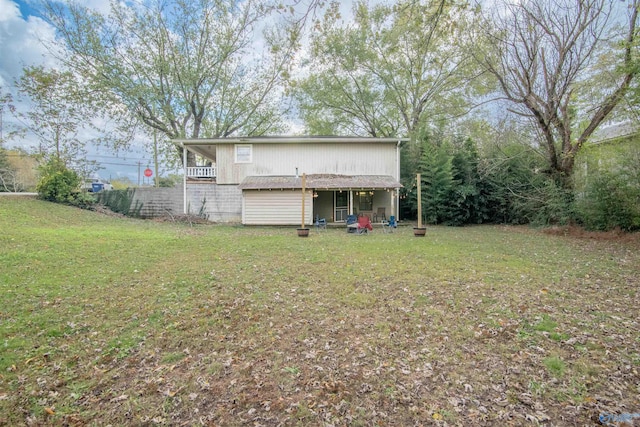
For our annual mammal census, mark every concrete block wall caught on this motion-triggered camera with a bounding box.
[131,186,184,218]
[186,183,242,223]
[128,183,242,223]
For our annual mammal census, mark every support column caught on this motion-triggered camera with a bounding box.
[183,144,188,214]
[349,190,354,215]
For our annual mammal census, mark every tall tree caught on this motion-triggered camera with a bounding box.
[16,65,98,176]
[41,0,305,166]
[476,0,639,187]
[293,0,485,137]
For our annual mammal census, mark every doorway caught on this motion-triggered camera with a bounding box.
[335,191,349,222]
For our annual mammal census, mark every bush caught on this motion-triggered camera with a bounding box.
[36,159,95,208]
[576,170,640,231]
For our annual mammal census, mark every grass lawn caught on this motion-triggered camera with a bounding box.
[1,196,639,426]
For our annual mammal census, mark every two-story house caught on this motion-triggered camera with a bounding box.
[173,136,407,225]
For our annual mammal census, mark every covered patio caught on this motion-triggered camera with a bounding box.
[238,174,403,225]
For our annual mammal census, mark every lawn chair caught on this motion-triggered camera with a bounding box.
[315,215,327,231]
[355,215,373,234]
[346,214,358,233]
[382,215,397,233]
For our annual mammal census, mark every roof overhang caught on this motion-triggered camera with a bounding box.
[238,174,403,190]
[175,136,408,145]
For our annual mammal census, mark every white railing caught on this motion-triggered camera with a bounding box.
[186,166,216,178]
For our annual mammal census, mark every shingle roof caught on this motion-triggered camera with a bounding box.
[238,174,403,190]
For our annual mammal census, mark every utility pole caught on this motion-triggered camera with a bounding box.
[137,161,141,186]
[153,128,159,187]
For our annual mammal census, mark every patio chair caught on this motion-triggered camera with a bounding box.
[315,215,327,231]
[346,214,358,233]
[382,215,397,233]
[374,207,386,223]
[355,215,373,234]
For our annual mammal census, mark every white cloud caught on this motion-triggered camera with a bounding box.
[0,0,57,89]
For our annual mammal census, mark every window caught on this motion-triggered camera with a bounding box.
[357,191,373,211]
[235,144,252,163]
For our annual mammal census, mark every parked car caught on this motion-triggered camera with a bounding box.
[82,179,113,192]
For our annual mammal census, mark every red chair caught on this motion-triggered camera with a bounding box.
[356,215,373,234]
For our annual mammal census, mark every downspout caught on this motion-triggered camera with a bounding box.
[182,143,187,214]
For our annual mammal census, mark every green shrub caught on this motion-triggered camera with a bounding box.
[576,170,640,231]
[36,159,95,208]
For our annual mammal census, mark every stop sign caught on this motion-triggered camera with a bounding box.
[144,168,153,177]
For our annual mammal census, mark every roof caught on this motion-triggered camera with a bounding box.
[175,136,408,145]
[238,174,403,190]
[591,122,639,144]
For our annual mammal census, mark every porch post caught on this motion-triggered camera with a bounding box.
[349,190,354,215]
[183,143,187,214]
[391,189,395,219]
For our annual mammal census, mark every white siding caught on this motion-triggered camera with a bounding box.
[243,190,313,225]
[217,142,398,184]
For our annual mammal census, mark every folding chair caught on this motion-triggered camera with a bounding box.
[315,215,327,231]
[346,214,358,233]
[382,215,397,233]
[355,215,373,234]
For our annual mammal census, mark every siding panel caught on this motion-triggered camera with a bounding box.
[216,142,399,184]
[243,190,312,225]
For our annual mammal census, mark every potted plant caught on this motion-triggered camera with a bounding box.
[413,173,427,237]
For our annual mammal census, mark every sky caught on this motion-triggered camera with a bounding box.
[0,0,193,182]
[0,0,161,182]
[0,0,368,183]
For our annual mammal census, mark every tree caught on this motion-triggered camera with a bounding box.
[476,0,639,188]
[293,0,485,138]
[16,66,93,169]
[0,89,23,192]
[41,0,305,166]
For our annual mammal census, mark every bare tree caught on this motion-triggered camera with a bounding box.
[477,0,639,187]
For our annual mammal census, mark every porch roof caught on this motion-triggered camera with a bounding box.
[238,174,403,190]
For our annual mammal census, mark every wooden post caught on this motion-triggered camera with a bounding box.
[416,173,422,228]
[301,173,306,229]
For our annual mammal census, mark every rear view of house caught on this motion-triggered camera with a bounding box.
[174,136,407,225]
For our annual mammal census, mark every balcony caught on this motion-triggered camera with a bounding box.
[186,166,216,179]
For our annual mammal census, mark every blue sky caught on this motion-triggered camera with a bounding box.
[0,0,170,182]
[15,0,39,18]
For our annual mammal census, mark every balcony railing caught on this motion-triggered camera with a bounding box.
[186,166,216,178]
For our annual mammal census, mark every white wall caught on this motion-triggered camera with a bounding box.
[217,143,398,184]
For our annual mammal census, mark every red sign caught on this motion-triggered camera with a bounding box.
[144,168,153,177]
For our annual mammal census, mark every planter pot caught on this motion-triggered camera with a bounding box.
[413,227,427,237]
[297,228,310,237]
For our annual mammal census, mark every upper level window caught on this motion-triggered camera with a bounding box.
[235,144,252,163]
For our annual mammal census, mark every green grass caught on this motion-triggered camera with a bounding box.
[1,196,639,425]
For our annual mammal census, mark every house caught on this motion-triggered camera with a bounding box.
[575,121,639,188]
[172,136,408,225]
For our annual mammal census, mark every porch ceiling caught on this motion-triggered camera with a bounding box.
[184,145,217,162]
[238,174,403,190]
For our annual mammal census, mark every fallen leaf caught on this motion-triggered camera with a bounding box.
[109,395,128,403]
[44,407,55,415]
